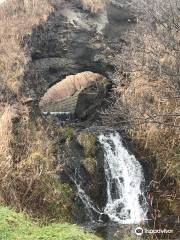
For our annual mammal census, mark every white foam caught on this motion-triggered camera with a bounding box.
[98,132,147,224]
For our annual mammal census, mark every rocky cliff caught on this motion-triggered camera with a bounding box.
[23,0,136,99]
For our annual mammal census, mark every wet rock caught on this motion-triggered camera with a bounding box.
[57,129,107,223]
[100,214,110,223]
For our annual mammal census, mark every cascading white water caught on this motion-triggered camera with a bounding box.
[71,132,147,224]
[98,132,147,224]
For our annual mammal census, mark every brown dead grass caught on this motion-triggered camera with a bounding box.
[40,71,104,106]
[0,105,19,186]
[103,17,180,189]
[119,76,180,175]
[0,0,52,100]
[0,104,73,219]
[106,8,180,180]
[0,1,74,218]
[118,29,180,178]
[0,105,18,157]
[80,0,109,13]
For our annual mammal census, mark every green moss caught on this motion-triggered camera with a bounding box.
[42,178,74,221]
[63,127,74,141]
[77,132,96,157]
[0,206,101,240]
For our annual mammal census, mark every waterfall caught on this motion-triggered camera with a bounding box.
[69,170,103,222]
[43,112,74,121]
[72,131,147,224]
[98,132,147,224]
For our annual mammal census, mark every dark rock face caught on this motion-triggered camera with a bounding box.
[75,85,107,120]
[23,0,136,99]
[57,130,107,223]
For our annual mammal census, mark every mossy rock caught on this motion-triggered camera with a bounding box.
[81,157,97,175]
[89,183,99,200]
[77,132,96,157]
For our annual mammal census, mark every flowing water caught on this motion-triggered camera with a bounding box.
[73,132,147,224]
[69,171,102,222]
[98,132,147,224]
[43,112,73,121]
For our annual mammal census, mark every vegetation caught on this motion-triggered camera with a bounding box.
[0,0,53,101]
[102,0,179,237]
[81,157,97,175]
[0,0,75,221]
[0,105,74,220]
[63,127,74,142]
[103,0,180,181]
[0,206,101,240]
[77,132,97,175]
[77,132,96,157]
[80,0,109,13]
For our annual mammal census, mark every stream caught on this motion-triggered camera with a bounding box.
[70,131,148,238]
[98,132,147,224]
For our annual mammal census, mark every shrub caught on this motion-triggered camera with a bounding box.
[0,0,52,100]
[0,105,73,220]
[102,0,180,179]
[0,105,18,160]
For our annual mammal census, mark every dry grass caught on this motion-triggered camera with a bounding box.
[0,0,52,100]
[40,71,104,106]
[102,6,180,226]
[0,1,74,218]
[104,3,180,180]
[0,105,18,158]
[80,0,109,13]
[77,132,96,157]
[0,105,19,194]
[120,76,180,175]
[116,27,180,179]
[0,105,73,219]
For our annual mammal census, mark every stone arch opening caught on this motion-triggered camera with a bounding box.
[39,71,111,120]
